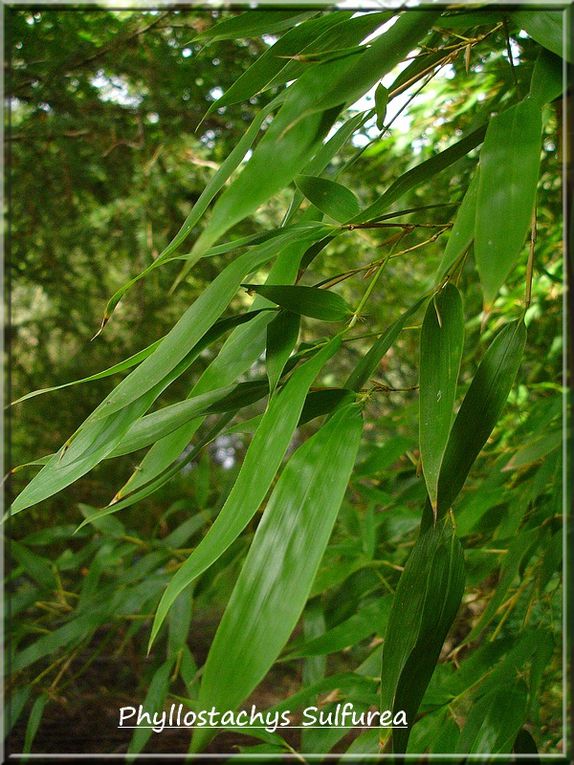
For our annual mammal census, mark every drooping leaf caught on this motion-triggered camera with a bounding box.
[295,175,360,222]
[475,98,542,306]
[243,284,350,322]
[193,404,363,752]
[266,311,300,394]
[380,516,465,754]
[419,284,464,513]
[118,235,314,498]
[436,169,479,281]
[149,336,342,648]
[436,320,527,514]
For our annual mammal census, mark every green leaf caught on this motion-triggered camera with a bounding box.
[529,50,565,106]
[437,320,527,514]
[23,694,48,754]
[513,10,572,63]
[436,169,479,281]
[346,297,428,392]
[9,337,162,406]
[419,284,464,513]
[206,12,354,113]
[128,659,175,755]
[356,125,486,223]
[295,175,360,222]
[193,10,314,44]
[375,83,389,130]
[149,336,342,648]
[243,284,350,321]
[11,542,57,591]
[108,380,268,458]
[380,517,465,754]
[475,98,542,305]
[193,404,363,751]
[463,527,541,644]
[456,681,529,754]
[283,598,390,660]
[266,311,300,394]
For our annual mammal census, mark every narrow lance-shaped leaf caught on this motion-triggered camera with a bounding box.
[346,297,428,392]
[295,175,360,222]
[243,284,351,322]
[9,310,271,515]
[193,404,363,752]
[456,681,529,754]
[437,320,527,514]
[149,335,342,648]
[475,97,542,306]
[435,169,479,282]
[529,49,564,107]
[419,284,464,514]
[92,224,329,421]
[380,516,465,754]
[266,311,300,395]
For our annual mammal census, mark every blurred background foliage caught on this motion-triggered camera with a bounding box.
[5,7,564,756]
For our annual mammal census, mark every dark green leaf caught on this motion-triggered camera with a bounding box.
[475,98,542,305]
[436,170,478,281]
[194,11,314,44]
[375,83,389,130]
[266,311,300,394]
[456,681,528,753]
[380,517,465,753]
[419,284,464,513]
[243,284,350,321]
[437,320,527,514]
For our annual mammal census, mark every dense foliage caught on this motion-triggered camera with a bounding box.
[6,7,567,759]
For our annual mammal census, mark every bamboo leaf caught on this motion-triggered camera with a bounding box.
[436,169,479,281]
[514,11,572,63]
[419,284,464,513]
[206,12,354,113]
[475,98,542,306]
[243,284,350,321]
[529,49,564,106]
[380,517,465,754]
[149,336,342,648]
[295,175,360,222]
[108,380,268,458]
[128,659,175,755]
[346,297,428,392]
[193,404,363,751]
[437,320,527,514]
[23,694,48,754]
[120,235,315,497]
[456,681,529,754]
[93,225,328,420]
[356,125,486,223]
[193,10,314,44]
[266,311,300,394]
